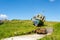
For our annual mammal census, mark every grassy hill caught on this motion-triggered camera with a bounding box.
[0,20,60,40]
[39,22,60,40]
[0,20,36,39]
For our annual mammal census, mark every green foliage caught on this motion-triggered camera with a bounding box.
[0,20,36,39]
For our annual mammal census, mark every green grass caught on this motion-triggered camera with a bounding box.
[39,22,60,40]
[0,20,36,39]
[0,20,60,40]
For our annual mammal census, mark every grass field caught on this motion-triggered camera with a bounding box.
[0,20,60,40]
[39,22,60,40]
[0,20,36,39]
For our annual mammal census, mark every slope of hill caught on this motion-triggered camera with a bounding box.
[39,22,60,40]
[0,20,36,39]
[0,20,59,40]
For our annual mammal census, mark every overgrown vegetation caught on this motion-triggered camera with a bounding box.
[39,22,60,40]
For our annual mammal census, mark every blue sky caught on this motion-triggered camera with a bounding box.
[0,0,60,21]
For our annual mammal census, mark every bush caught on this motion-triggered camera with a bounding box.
[0,20,4,25]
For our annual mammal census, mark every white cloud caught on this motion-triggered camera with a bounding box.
[0,14,8,20]
[49,0,55,2]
